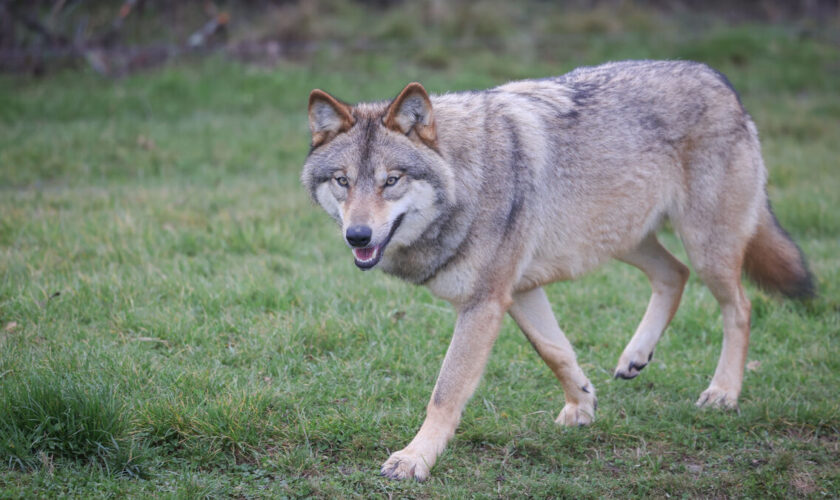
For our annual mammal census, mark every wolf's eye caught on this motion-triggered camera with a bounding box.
[385,175,400,187]
[335,176,349,187]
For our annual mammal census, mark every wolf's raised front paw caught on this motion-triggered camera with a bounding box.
[614,349,653,380]
[380,449,432,481]
[696,385,739,410]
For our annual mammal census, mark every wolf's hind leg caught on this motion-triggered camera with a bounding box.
[683,250,751,409]
[509,287,596,426]
[614,234,689,379]
[676,140,757,409]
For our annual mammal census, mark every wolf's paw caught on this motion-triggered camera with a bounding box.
[380,449,432,481]
[695,386,739,410]
[556,401,596,426]
[556,386,597,427]
[614,349,654,380]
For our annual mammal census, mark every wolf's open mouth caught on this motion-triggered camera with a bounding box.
[352,214,404,270]
[353,245,381,267]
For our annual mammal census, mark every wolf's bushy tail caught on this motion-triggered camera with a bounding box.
[743,202,815,299]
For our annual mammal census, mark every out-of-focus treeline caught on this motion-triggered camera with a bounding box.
[1,0,838,76]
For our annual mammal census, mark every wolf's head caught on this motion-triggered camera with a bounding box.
[301,83,455,270]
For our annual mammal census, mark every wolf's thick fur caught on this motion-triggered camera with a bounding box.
[301,60,814,481]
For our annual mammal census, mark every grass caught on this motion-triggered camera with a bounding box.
[1,4,839,497]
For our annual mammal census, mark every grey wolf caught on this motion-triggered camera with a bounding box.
[300,60,814,481]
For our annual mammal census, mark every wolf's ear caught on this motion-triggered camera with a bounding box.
[308,89,355,148]
[384,82,437,148]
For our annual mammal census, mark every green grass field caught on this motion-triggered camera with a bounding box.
[1,8,839,497]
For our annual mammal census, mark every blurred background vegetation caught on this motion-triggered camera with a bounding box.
[2,0,839,77]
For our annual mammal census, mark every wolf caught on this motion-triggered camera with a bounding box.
[300,60,814,481]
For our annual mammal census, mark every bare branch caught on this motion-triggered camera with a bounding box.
[2,2,69,45]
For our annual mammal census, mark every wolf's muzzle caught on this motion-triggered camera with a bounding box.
[351,214,405,270]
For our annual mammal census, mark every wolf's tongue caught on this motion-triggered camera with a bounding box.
[354,246,376,261]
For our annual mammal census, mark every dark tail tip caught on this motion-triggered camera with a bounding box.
[780,266,816,300]
[743,203,816,301]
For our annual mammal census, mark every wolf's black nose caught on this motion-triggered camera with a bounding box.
[346,225,372,247]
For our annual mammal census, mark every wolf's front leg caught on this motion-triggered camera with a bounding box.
[380,298,507,481]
